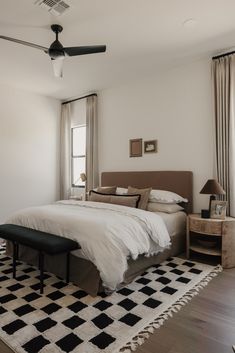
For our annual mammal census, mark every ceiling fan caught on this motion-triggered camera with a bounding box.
[0,24,106,78]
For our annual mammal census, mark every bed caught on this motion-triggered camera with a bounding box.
[6,170,193,296]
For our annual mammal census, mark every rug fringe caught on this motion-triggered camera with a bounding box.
[119,264,222,353]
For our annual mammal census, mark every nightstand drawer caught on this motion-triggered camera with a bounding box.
[190,218,222,235]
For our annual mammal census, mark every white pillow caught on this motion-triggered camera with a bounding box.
[149,190,188,204]
[147,202,184,214]
[116,187,187,203]
[116,187,128,195]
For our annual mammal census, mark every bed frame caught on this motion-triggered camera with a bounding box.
[102,171,193,213]
[7,170,193,296]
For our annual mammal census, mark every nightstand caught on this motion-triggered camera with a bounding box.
[187,214,235,268]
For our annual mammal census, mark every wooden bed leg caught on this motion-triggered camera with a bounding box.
[12,242,17,279]
[39,251,44,294]
[66,252,70,284]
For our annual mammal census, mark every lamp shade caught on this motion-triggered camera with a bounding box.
[200,179,225,195]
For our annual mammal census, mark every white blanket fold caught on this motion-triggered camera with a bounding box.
[7,201,171,290]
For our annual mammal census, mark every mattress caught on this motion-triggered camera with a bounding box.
[7,211,186,296]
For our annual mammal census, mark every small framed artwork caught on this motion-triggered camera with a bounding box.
[210,200,227,220]
[144,140,158,153]
[129,138,143,157]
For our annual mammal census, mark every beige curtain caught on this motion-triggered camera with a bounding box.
[86,95,99,193]
[212,55,235,216]
[60,103,72,199]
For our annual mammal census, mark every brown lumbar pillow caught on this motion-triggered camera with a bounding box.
[127,186,152,210]
[89,190,141,208]
[96,186,117,194]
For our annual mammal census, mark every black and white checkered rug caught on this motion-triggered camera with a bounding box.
[0,248,221,353]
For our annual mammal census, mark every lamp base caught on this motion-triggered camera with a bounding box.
[201,209,210,219]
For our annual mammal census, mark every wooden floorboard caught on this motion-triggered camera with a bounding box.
[0,269,234,353]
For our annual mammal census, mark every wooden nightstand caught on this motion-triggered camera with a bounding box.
[187,214,235,268]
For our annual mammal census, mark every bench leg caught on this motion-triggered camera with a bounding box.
[39,251,44,295]
[66,252,70,284]
[12,242,17,279]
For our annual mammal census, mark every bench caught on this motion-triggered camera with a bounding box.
[0,224,80,294]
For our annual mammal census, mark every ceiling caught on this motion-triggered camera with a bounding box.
[1,0,235,100]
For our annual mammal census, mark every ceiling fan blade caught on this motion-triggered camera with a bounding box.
[51,58,64,78]
[0,35,48,52]
[64,45,106,57]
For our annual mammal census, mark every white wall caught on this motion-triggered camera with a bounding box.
[99,58,213,212]
[0,85,61,222]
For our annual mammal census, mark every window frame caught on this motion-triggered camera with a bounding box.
[71,125,86,188]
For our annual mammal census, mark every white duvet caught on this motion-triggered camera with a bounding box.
[7,201,171,290]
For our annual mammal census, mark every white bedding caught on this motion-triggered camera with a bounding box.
[7,200,170,290]
[155,211,187,237]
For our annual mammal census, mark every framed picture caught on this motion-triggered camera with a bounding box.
[129,138,142,157]
[210,200,227,219]
[144,140,158,153]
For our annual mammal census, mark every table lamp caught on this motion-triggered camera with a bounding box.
[80,173,87,182]
[200,179,225,218]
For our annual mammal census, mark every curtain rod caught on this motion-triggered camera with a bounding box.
[212,50,235,60]
[62,93,97,105]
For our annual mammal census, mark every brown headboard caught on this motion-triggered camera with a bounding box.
[101,171,193,213]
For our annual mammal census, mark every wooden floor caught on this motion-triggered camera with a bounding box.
[0,269,235,353]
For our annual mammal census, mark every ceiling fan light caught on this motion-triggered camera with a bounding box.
[51,57,64,78]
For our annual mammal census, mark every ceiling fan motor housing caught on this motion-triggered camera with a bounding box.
[49,40,65,59]
[49,24,65,59]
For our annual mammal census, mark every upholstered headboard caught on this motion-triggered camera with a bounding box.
[101,171,193,213]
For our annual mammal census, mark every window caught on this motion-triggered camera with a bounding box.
[71,125,86,187]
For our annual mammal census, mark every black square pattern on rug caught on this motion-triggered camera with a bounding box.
[171,269,184,275]
[62,315,85,329]
[90,332,116,350]
[143,298,162,309]
[0,306,7,315]
[118,298,137,311]
[0,252,213,353]
[47,290,65,301]
[2,268,12,275]
[92,313,114,329]
[30,283,45,291]
[56,333,83,352]
[189,268,202,274]
[22,267,35,274]
[139,286,156,296]
[0,275,8,282]
[14,304,36,317]
[7,283,24,292]
[41,303,62,315]
[23,292,41,303]
[119,313,141,326]
[23,335,50,353]
[2,319,27,335]
[160,286,178,295]
[68,301,87,313]
[117,287,134,296]
[156,276,171,285]
[71,290,88,300]
[52,281,68,289]
[166,262,178,268]
[94,300,113,311]
[0,294,17,304]
[34,318,57,333]
[176,277,191,284]
[153,269,166,275]
[135,277,151,285]
[183,261,195,267]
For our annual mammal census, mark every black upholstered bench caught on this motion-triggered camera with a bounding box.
[0,224,80,294]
